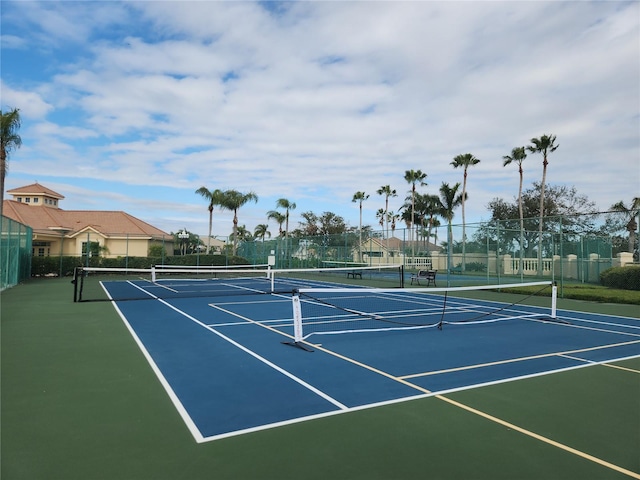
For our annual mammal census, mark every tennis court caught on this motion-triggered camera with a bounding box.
[2,271,639,479]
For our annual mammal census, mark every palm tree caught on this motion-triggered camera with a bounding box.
[416,193,442,254]
[1,108,22,217]
[254,223,271,242]
[234,225,253,242]
[377,185,397,255]
[503,146,528,276]
[404,170,427,261]
[267,210,286,237]
[610,198,640,254]
[275,198,296,266]
[439,182,464,281]
[376,208,385,229]
[451,153,480,272]
[352,191,369,262]
[528,134,559,275]
[275,198,296,241]
[195,187,224,254]
[218,189,258,255]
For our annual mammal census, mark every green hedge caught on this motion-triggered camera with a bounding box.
[31,254,252,277]
[600,265,640,291]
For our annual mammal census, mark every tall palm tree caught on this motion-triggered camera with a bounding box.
[610,198,640,254]
[451,153,480,272]
[503,146,528,276]
[377,185,397,255]
[404,169,427,261]
[439,182,464,281]
[254,223,271,242]
[352,191,369,262]
[528,134,559,275]
[218,189,258,255]
[1,108,22,217]
[195,187,224,254]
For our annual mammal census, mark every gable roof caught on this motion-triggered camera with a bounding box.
[6,182,65,200]
[2,199,170,239]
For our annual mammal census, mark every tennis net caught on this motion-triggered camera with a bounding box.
[290,281,557,345]
[72,264,404,302]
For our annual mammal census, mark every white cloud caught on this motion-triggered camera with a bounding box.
[2,0,638,238]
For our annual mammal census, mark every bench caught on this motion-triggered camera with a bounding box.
[347,270,362,279]
[410,269,437,286]
[449,266,462,274]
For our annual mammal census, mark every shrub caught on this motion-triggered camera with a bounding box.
[600,265,640,291]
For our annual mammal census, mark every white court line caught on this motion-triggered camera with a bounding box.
[157,298,349,414]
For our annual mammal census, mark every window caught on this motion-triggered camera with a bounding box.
[25,197,30,203]
[17,197,22,202]
[82,241,101,257]
[33,197,39,203]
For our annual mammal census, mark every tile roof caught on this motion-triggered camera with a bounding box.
[6,182,65,199]
[2,200,170,239]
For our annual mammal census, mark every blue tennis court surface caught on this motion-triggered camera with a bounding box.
[104,278,640,443]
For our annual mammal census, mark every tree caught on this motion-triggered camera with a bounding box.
[439,182,464,277]
[296,211,320,237]
[404,169,427,260]
[218,189,258,255]
[414,193,442,253]
[172,229,201,255]
[233,225,253,242]
[528,134,559,274]
[274,198,296,266]
[377,185,397,253]
[195,187,224,254]
[254,223,271,242]
[275,198,296,241]
[1,108,22,217]
[352,191,369,261]
[610,198,640,254]
[293,211,348,238]
[482,183,597,258]
[451,153,480,271]
[503,146,528,274]
[266,210,286,237]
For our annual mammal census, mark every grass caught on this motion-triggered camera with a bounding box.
[491,282,640,306]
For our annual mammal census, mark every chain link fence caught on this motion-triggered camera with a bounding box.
[25,211,639,292]
[1,216,33,291]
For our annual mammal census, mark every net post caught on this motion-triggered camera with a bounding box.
[151,266,156,283]
[551,282,557,319]
[270,267,275,293]
[72,266,80,302]
[282,289,314,352]
[400,264,405,288]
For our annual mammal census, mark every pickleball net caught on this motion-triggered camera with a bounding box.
[289,281,558,345]
[72,264,404,302]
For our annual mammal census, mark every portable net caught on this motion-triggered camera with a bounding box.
[269,265,404,292]
[73,264,404,302]
[73,266,272,302]
[290,281,558,345]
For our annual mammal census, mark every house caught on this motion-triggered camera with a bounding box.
[352,237,404,265]
[2,183,174,258]
[352,236,443,267]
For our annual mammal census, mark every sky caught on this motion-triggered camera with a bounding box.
[2,0,639,241]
